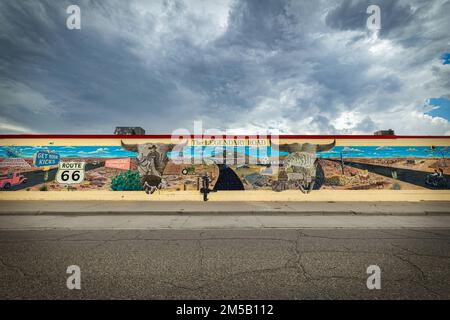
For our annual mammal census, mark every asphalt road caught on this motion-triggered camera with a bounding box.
[2,201,449,215]
[329,159,450,189]
[4,162,104,191]
[1,227,449,299]
[213,165,245,190]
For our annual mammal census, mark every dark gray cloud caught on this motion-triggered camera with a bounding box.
[0,0,449,135]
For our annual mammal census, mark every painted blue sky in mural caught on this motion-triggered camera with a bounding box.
[0,146,136,159]
[0,145,448,159]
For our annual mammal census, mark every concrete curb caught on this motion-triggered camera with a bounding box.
[1,200,449,216]
[2,211,450,216]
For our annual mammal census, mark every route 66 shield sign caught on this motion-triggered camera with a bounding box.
[56,161,86,185]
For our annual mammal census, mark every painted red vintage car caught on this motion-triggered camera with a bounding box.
[0,173,27,189]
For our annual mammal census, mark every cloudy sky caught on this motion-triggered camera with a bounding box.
[0,0,449,135]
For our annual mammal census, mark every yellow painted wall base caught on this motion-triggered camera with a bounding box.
[1,190,449,202]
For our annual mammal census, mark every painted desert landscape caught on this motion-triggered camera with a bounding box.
[0,145,448,191]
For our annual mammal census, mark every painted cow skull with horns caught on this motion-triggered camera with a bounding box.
[272,139,336,193]
[121,140,185,194]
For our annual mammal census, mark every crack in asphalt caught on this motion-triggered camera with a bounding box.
[380,229,450,240]
[1,229,449,299]
[390,243,450,259]
[2,230,449,244]
[198,231,206,278]
[392,253,426,279]
[293,230,309,281]
[0,256,32,278]
[0,236,297,244]
[411,280,443,298]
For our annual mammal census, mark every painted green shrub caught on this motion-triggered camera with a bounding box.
[111,170,143,191]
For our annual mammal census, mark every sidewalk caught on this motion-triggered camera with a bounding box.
[0,200,449,215]
[1,214,450,229]
[1,190,450,202]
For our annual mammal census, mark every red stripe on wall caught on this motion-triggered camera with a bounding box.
[0,134,449,139]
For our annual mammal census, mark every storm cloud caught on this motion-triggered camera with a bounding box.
[0,0,449,135]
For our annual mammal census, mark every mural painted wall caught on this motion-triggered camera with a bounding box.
[0,137,449,193]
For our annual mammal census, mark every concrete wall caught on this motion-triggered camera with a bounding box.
[1,135,449,200]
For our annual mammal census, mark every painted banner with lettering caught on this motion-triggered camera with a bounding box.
[105,158,131,170]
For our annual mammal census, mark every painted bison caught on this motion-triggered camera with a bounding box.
[272,139,336,193]
[121,140,184,194]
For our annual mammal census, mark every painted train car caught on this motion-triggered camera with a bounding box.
[0,135,449,197]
